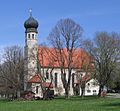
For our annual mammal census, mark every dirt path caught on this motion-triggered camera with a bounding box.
[107,93,120,98]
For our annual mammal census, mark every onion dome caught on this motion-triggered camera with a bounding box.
[24,10,39,33]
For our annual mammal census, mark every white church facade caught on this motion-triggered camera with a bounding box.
[24,13,99,98]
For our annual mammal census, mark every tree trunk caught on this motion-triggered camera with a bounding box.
[81,88,84,97]
[43,92,47,100]
[98,84,103,97]
[65,87,69,98]
[81,81,85,97]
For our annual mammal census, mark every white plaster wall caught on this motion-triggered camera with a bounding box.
[39,68,89,96]
[30,68,100,97]
[32,83,43,97]
[84,79,99,96]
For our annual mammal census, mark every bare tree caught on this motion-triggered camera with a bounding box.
[48,18,83,98]
[0,46,24,99]
[82,32,120,96]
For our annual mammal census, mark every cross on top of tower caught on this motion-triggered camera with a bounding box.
[29,9,32,17]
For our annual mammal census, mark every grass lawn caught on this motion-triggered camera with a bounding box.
[0,96,120,111]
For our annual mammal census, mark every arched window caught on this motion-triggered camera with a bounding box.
[36,86,39,94]
[55,73,57,87]
[63,73,66,80]
[72,73,75,88]
[46,72,49,79]
[32,34,34,39]
[28,34,30,39]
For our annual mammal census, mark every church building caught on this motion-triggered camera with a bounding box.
[23,12,99,98]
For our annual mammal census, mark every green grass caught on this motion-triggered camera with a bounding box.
[0,96,120,111]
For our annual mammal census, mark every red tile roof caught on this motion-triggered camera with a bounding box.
[42,82,53,88]
[38,47,92,69]
[82,74,91,81]
[28,74,53,88]
[75,74,91,84]
[28,74,41,83]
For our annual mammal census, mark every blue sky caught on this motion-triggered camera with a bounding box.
[0,0,120,47]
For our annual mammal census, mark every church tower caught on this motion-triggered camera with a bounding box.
[24,11,39,90]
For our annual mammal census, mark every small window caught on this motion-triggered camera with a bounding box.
[28,34,30,39]
[32,34,34,39]
[46,72,49,79]
[88,83,90,86]
[87,90,91,93]
[36,86,39,94]
[93,90,96,92]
